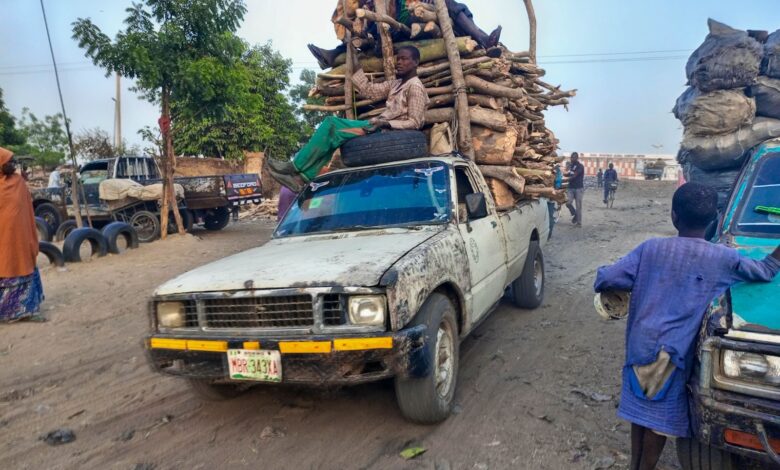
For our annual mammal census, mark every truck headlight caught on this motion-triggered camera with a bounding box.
[157,301,186,328]
[722,350,780,385]
[348,296,386,326]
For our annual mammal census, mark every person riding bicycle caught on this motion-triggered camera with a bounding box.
[604,162,619,204]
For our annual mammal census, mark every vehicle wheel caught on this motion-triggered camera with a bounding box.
[34,202,62,234]
[167,208,194,234]
[187,379,245,401]
[101,222,139,254]
[204,207,230,231]
[35,217,52,242]
[394,292,459,424]
[55,220,79,242]
[62,228,108,263]
[341,130,428,167]
[511,241,545,309]
[130,210,161,243]
[38,241,65,268]
[676,438,737,470]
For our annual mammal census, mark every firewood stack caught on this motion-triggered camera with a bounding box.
[305,0,575,209]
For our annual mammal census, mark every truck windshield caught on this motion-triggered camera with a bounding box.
[735,153,780,237]
[275,161,451,238]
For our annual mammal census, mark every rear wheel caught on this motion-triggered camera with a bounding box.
[676,438,737,470]
[394,293,459,424]
[204,207,230,231]
[187,379,245,401]
[511,241,545,309]
[34,202,62,234]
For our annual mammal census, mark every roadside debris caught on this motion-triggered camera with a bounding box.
[570,388,613,403]
[259,426,286,439]
[39,428,76,446]
[400,446,427,460]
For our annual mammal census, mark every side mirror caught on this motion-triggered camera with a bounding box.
[465,193,488,220]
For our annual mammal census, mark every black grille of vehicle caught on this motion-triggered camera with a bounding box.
[322,294,346,326]
[183,300,199,328]
[202,295,314,328]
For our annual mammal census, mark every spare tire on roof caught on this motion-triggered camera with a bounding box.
[62,228,108,263]
[341,130,428,167]
[686,19,763,92]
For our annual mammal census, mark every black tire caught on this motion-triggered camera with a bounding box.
[130,210,161,243]
[62,228,108,263]
[35,217,52,242]
[38,241,65,268]
[167,208,194,234]
[511,241,545,309]
[187,379,245,401]
[394,292,459,424]
[55,220,79,242]
[34,202,63,235]
[676,438,737,470]
[204,207,230,231]
[101,222,139,254]
[341,130,428,167]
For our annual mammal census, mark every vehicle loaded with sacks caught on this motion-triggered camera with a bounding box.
[31,156,261,240]
[145,133,551,423]
[679,140,780,469]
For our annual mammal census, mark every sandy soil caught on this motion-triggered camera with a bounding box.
[1,181,687,470]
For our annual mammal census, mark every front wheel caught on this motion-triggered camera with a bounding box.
[204,207,230,231]
[187,379,245,401]
[395,293,459,424]
[676,438,737,470]
[511,241,545,309]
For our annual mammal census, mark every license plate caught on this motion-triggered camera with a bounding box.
[226,350,282,383]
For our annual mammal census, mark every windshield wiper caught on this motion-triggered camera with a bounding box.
[755,206,780,216]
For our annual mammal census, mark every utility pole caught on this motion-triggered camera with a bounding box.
[114,72,122,149]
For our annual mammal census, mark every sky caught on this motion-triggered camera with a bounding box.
[2,0,780,156]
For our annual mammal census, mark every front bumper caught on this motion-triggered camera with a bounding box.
[145,326,428,386]
[692,337,780,465]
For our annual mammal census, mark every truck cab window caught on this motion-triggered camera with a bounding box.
[455,167,476,223]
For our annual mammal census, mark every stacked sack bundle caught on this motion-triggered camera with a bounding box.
[675,19,780,209]
[307,1,575,210]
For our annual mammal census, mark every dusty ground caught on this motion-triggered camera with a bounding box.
[1,181,685,470]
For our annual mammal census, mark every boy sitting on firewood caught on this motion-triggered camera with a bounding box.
[267,45,429,192]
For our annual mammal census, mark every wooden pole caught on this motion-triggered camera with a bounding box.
[159,87,185,239]
[356,9,411,36]
[434,0,474,158]
[523,0,537,63]
[374,0,396,80]
[342,0,355,119]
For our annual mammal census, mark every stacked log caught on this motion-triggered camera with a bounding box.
[305,0,575,208]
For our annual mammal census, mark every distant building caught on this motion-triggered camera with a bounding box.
[569,152,680,181]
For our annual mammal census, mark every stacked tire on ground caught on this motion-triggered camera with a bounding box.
[675,20,780,211]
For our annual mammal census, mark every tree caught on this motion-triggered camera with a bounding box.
[0,88,26,147]
[173,42,304,160]
[13,108,68,169]
[72,0,249,238]
[73,127,141,161]
[290,69,329,142]
[523,0,537,63]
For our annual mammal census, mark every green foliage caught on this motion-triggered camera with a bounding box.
[0,88,26,147]
[173,42,304,160]
[72,0,250,141]
[12,109,68,168]
[290,69,329,141]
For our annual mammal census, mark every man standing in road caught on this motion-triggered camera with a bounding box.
[596,168,603,188]
[565,152,585,226]
[603,163,618,205]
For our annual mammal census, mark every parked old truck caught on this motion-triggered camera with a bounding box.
[678,140,780,469]
[31,156,261,239]
[144,154,550,423]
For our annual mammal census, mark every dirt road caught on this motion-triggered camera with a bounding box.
[1,181,681,470]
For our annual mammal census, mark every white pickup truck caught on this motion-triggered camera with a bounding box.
[145,154,551,423]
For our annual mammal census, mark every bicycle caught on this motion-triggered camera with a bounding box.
[606,182,618,208]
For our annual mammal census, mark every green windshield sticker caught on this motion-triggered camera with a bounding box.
[755,206,780,215]
[309,198,323,209]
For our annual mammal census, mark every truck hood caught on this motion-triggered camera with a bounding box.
[730,236,780,334]
[154,227,442,295]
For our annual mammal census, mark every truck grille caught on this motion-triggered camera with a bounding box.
[202,295,315,328]
[322,294,345,326]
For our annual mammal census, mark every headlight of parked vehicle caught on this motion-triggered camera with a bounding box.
[722,350,780,385]
[348,295,386,326]
[157,301,186,328]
